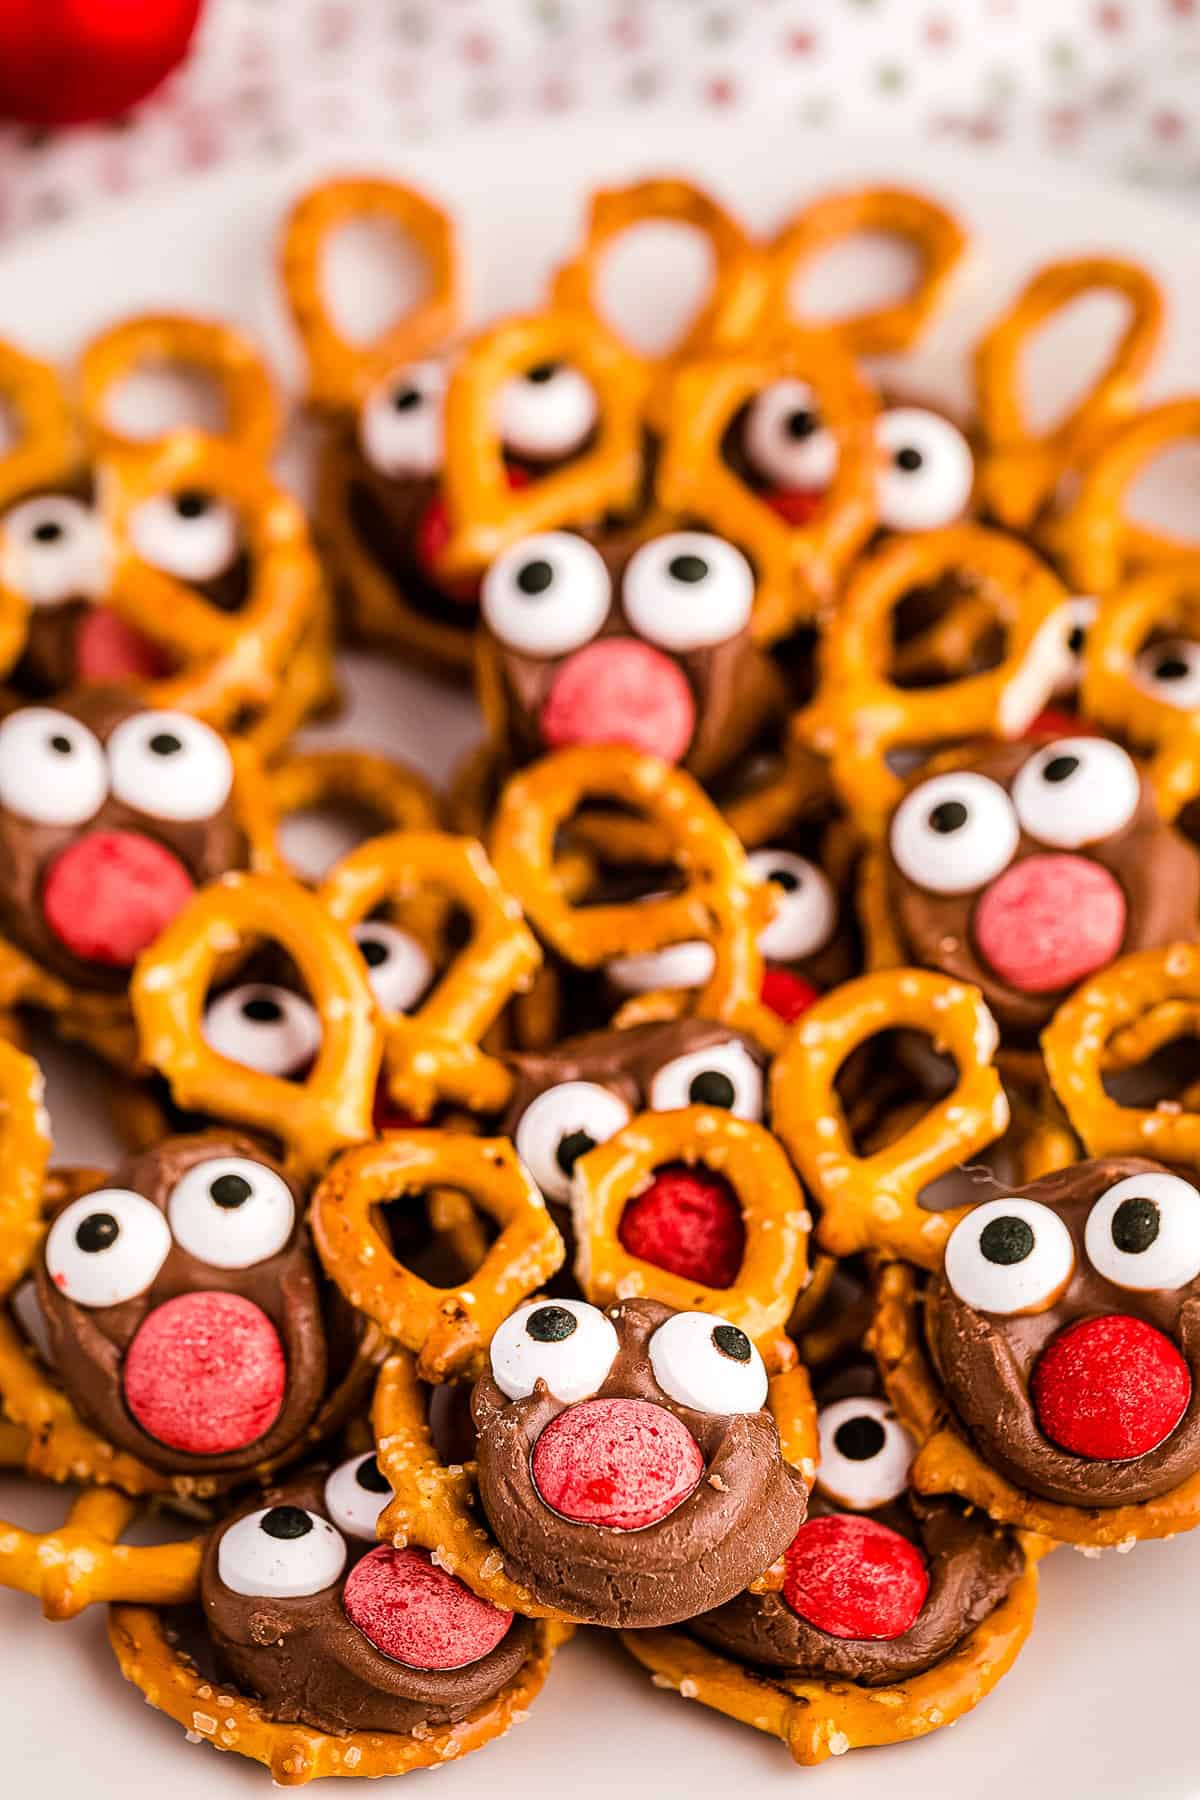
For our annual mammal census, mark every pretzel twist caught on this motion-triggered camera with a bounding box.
[1079,563,1200,754]
[0,1487,200,1620]
[269,746,441,851]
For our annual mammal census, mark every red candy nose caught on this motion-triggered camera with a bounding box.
[75,607,172,682]
[342,1546,513,1670]
[415,465,530,601]
[760,966,820,1023]
[123,1291,287,1455]
[763,487,826,526]
[531,1396,703,1530]
[618,1164,745,1287]
[42,831,196,967]
[1032,1314,1192,1461]
[1024,708,1099,740]
[540,638,696,763]
[972,853,1126,995]
[784,1514,929,1641]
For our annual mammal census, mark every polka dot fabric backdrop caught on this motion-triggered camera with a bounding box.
[1,0,1199,238]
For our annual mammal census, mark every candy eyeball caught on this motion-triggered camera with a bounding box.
[621,532,755,653]
[816,1396,915,1510]
[45,1187,171,1307]
[106,709,234,822]
[0,494,109,605]
[890,771,1019,895]
[606,939,716,996]
[360,360,447,478]
[1084,1171,1200,1293]
[203,983,322,1078]
[481,531,611,657]
[352,921,433,1014]
[944,1196,1075,1316]
[0,707,108,827]
[218,1504,347,1599]
[1011,737,1140,849]
[324,1452,394,1541]
[648,1040,763,1122]
[498,361,598,461]
[514,1082,632,1203]
[166,1156,295,1271]
[1136,638,1200,710]
[128,489,240,582]
[875,407,974,533]
[490,1298,620,1403]
[648,1310,768,1414]
[742,379,838,492]
[749,849,837,961]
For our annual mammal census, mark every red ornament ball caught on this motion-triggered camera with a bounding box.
[0,1,204,129]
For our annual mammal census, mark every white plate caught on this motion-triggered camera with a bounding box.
[3,115,1200,1800]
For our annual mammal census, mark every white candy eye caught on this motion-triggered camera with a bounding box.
[1084,1171,1200,1292]
[218,1505,347,1599]
[352,921,433,1014]
[606,940,716,996]
[0,494,109,606]
[1011,737,1140,848]
[106,709,233,821]
[45,1187,171,1307]
[749,849,837,961]
[167,1156,295,1270]
[324,1452,394,1541]
[622,532,754,652]
[515,1081,631,1203]
[816,1396,915,1510]
[128,489,240,582]
[742,379,838,491]
[202,983,322,1078]
[649,1310,768,1414]
[944,1197,1075,1316]
[0,707,108,826]
[648,1039,763,1121]
[1136,638,1200,710]
[498,361,598,460]
[359,360,446,478]
[890,771,1019,895]
[481,531,611,657]
[876,407,975,532]
[490,1298,619,1402]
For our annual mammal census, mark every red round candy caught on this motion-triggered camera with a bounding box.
[0,0,203,128]
[42,831,195,967]
[1023,709,1099,740]
[783,1514,929,1641]
[416,465,530,602]
[342,1546,513,1670]
[972,853,1126,994]
[1032,1313,1191,1461]
[123,1291,286,1455]
[764,488,826,526]
[540,639,695,762]
[618,1164,745,1288]
[531,1396,703,1530]
[76,607,172,683]
[760,966,820,1023]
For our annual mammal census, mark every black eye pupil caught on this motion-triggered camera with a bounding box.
[242,995,283,1023]
[391,386,422,412]
[712,1323,752,1363]
[75,1211,119,1253]
[260,1505,312,1540]
[527,1304,577,1343]
[979,1215,1035,1266]
[555,1128,596,1176]
[358,938,388,968]
[785,408,818,440]
[210,1172,254,1210]
[525,361,560,384]
[1155,655,1191,682]
[1042,754,1079,784]
[32,519,64,543]
[174,489,211,520]
[895,445,924,472]
[770,868,801,893]
[149,732,182,756]
[516,558,554,596]
[1112,1196,1160,1255]
[667,553,709,584]
[928,799,968,834]
[689,1069,737,1109]
[1068,626,1087,656]
[833,1415,887,1462]
[49,733,73,755]
[355,1454,391,1494]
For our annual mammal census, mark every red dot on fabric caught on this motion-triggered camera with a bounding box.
[763,487,826,526]
[342,1546,513,1670]
[618,1164,745,1287]
[1031,1313,1191,1461]
[540,638,695,762]
[75,608,172,682]
[972,853,1126,994]
[760,965,820,1023]
[783,1514,929,1640]
[531,1396,703,1530]
[42,831,195,967]
[123,1291,286,1455]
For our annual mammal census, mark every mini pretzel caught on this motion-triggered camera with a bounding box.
[796,524,1072,833]
[1078,564,1200,753]
[100,431,326,732]
[109,1601,563,1786]
[571,1106,810,1352]
[974,257,1164,532]
[770,970,1009,1265]
[549,177,767,427]
[311,1132,564,1382]
[1041,397,1200,591]
[0,334,78,508]
[0,1486,200,1620]
[269,747,441,851]
[760,186,970,355]
[654,337,877,642]
[873,1257,1200,1545]
[77,312,281,465]
[319,831,540,1119]
[280,175,461,411]
[435,310,647,578]
[489,747,774,1041]
[131,871,382,1182]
